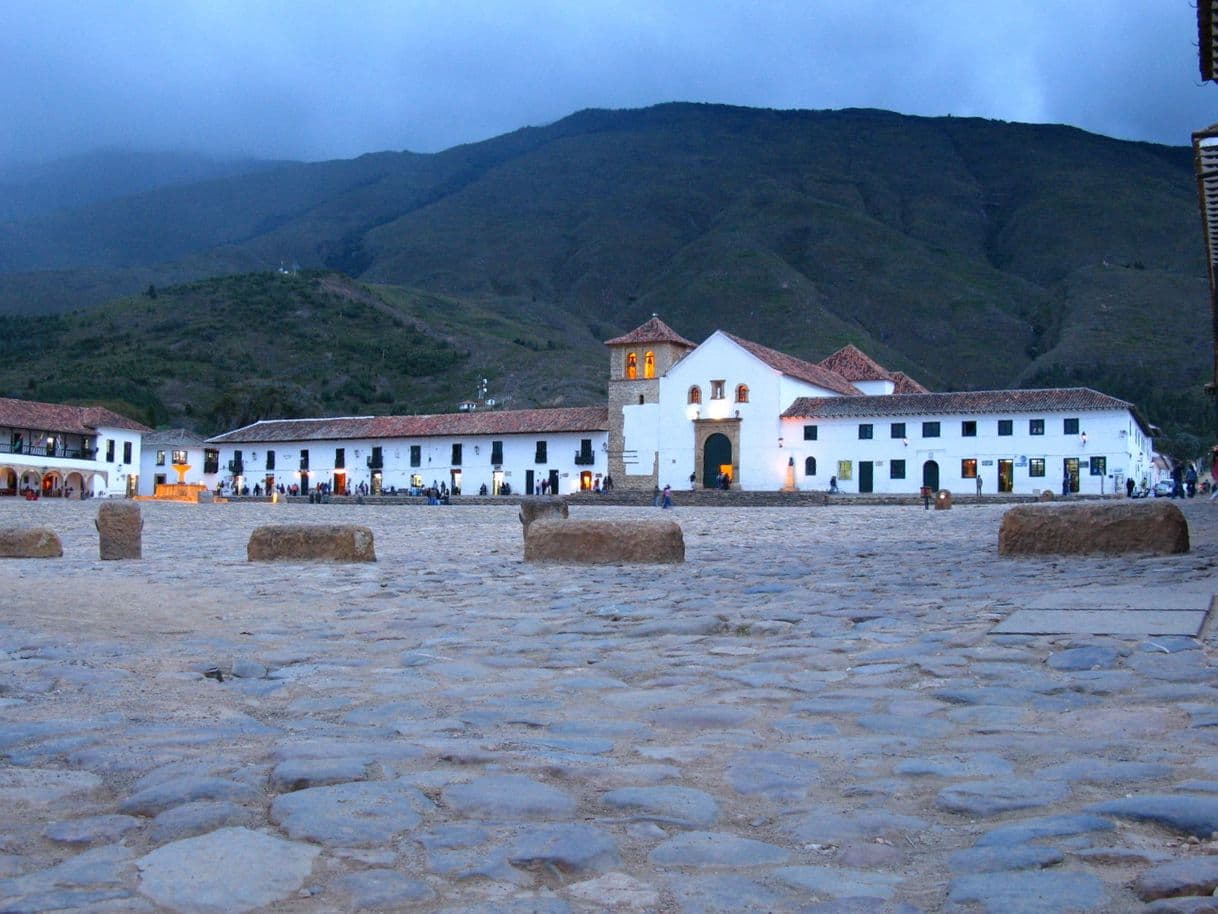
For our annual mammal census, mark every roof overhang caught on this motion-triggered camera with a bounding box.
[1201,0,1218,83]
[1193,127,1218,388]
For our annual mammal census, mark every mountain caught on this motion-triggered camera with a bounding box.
[0,150,288,221]
[0,104,1209,450]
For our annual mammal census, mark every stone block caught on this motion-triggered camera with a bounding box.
[96,502,142,560]
[524,518,684,564]
[247,524,376,562]
[518,497,569,537]
[998,500,1188,557]
[1038,490,1055,502]
[935,489,953,510]
[0,526,63,558]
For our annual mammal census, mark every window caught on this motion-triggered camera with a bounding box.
[491,440,503,465]
[625,352,638,379]
[962,420,977,437]
[534,441,547,463]
[203,449,219,474]
[106,440,115,462]
[735,384,749,403]
[998,419,1013,437]
[1064,417,1080,435]
[1090,456,1107,476]
[123,441,132,463]
[334,448,345,469]
[409,445,421,468]
[803,425,818,441]
[368,446,381,468]
[156,450,166,466]
[644,351,656,379]
[710,380,725,400]
[890,459,906,479]
[1029,458,1045,477]
[688,386,702,405]
[890,422,906,439]
[804,456,817,476]
[171,449,187,465]
[300,449,310,470]
[961,458,978,478]
[265,450,275,470]
[451,443,462,466]
[858,424,873,440]
[1029,419,1044,436]
[922,421,940,438]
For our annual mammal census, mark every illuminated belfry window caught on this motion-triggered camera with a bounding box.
[688,386,702,405]
[644,351,656,378]
[735,384,749,403]
[626,352,638,379]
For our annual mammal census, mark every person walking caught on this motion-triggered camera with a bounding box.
[975,475,983,497]
[661,484,673,509]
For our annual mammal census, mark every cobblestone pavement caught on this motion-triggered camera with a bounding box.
[2,498,1218,913]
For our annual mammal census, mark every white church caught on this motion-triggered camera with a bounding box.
[174,316,1153,499]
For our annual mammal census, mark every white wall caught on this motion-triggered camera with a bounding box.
[779,409,1152,496]
[208,430,610,496]
[95,426,145,497]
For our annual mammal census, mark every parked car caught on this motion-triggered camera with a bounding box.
[1152,480,1176,497]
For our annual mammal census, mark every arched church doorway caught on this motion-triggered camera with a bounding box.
[703,433,733,488]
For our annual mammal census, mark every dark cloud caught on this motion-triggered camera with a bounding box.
[1,0,1213,167]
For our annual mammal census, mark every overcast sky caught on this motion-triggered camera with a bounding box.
[2,0,1215,167]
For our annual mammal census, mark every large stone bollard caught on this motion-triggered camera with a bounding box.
[97,502,142,560]
[247,524,376,562]
[524,518,684,564]
[935,489,953,510]
[998,500,1188,556]
[0,527,63,558]
[518,498,569,539]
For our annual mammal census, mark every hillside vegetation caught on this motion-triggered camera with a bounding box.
[0,104,1210,450]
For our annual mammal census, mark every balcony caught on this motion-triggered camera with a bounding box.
[366,455,383,469]
[574,451,596,466]
[227,460,244,475]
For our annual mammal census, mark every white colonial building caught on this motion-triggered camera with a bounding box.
[201,407,610,497]
[605,317,1154,496]
[0,397,150,498]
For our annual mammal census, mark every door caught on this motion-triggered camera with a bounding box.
[548,469,560,495]
[997,459,1013,493]
[859,461,873,493]
[526,469,535,495]
[922,460,939,491]
[1063,458,1079,494]
[703,433,733,488]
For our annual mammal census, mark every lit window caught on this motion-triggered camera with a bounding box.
[961,458,977,478]
[644,351,656,379]
[172,449,188,464]
[1029,419,1044,436]
[710,380,725,400]
[155,450,166,466]
[626,352,638,380]
[1089,456,1107,476]
[1029,458,1045,477]
[735,384,749,403]
[688,386,702,405]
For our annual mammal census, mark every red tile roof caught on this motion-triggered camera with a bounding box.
[891,371,931,394]
[782,388,1149,433]
[722,334,861,396]
[207,406,610,444]
[605,316,697,348]
[818,344,896,382]
[0,397,151,435]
